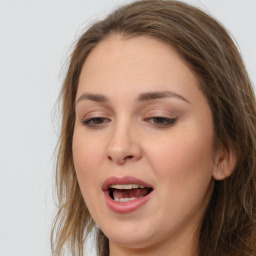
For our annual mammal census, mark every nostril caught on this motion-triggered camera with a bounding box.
[125,155,133,160]
[107,154,133,164]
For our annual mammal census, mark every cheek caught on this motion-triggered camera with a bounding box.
[146,125,214,186]
[72,127,104,172]
[145,127,215,227]
[72,128,104,200]
[72,129,107,223]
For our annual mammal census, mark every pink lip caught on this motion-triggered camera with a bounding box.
[102,176,153,214]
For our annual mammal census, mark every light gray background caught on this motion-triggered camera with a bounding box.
[0,0,255,255]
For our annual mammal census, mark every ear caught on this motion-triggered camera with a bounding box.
[212,146,237,180]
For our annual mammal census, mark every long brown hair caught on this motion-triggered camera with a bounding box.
[51,1,256,255]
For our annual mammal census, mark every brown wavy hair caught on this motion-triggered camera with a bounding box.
[51,1,256,255]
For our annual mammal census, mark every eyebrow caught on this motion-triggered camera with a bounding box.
[76,93,109,105]
[75,90,190,105]
[137,91,190,103]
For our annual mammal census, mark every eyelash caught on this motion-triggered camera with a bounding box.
[82,117,110,128]
[145,117,177,127]
[81,116,176,128]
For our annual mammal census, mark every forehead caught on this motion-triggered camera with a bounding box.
[80,34,189,78]
[77,35,201,105]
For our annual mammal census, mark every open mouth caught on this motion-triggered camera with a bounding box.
[102,176,153,213]
[108,184,153,202]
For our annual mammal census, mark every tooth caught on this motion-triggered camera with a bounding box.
[110,184,133,189]
[119,197,138,202]
[110,184,145,189]
[120,198,134,202]
[114,196,143,202]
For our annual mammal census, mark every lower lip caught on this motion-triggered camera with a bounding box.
[104,191,153,213]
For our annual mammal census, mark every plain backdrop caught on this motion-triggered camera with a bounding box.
[0,0,255,255]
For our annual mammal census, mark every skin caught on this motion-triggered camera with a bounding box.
[73,35,223,256]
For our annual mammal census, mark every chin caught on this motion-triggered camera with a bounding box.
[100,220,158,249]
[108,234,154,249]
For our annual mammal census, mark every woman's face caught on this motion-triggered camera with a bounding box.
[73,35,215,254]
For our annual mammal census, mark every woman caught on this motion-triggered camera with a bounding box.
[51,1,256,255]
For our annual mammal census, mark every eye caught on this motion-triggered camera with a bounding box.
[82,117,111,128]
[145,117,177,127]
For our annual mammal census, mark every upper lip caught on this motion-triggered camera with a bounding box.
[102,176,153,191]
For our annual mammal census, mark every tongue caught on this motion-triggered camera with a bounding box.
[113,188,150,200]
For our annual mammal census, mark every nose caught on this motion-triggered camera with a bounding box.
[106,122,142,165]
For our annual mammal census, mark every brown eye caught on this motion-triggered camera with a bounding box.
[146,117,177,127]
[82,117,110,128]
